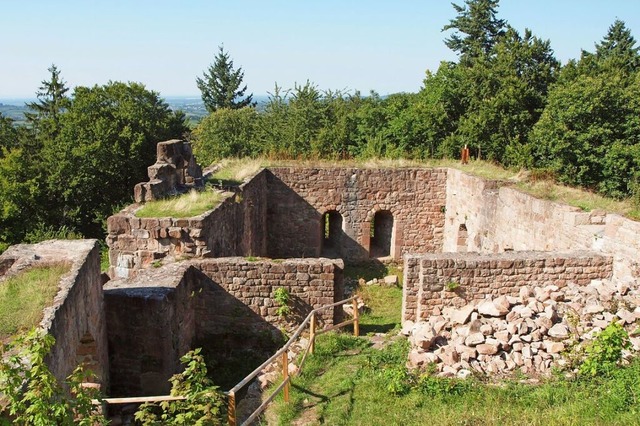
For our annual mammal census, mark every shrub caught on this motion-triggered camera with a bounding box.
[0,329,107,426]
[135,348,226,425]
[579,322,631,377]
[274,287,291,318]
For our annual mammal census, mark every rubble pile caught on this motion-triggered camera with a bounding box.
[404,279,640,378]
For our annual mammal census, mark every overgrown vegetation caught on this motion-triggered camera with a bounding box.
[135,348,226,425]
[135,189,225,218]
[209,158,263,185]
[0,264,69,339]
[267,287,640,426]
[274,287,292,318]
[0,329,107,425]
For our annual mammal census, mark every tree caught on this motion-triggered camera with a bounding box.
[196,46,255,113]
[530,21,640,199]
[24,64,70,140]
[594,19,640,74]
[443,0,506,63]
[192,107,259,164]
[43,81,188,237]
[0,114,18,153]
[0,330,108,425]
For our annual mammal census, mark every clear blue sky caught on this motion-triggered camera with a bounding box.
[2,0,639,98]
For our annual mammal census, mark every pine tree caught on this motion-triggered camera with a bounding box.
[443,0,506,64]
[595,19,640,73]
[196,46,255,113]
[24,64,70,136]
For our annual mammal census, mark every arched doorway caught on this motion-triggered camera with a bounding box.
[370,210,393,258]
[321,210,343,258]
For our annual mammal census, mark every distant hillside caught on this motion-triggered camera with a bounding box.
[0,103,29,126]
[0,95,272,127]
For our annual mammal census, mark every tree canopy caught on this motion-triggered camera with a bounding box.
[0,70,188,249]
[3,0,640,252]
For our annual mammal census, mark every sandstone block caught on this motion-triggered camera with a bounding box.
[616,308,635,325]
[476,343,499,355]
[478,299,508,317]
[465,332,485,347]
[544,341,565,354]
[548,324,569,340]
[450,304,475,325]
[411,324,438,351]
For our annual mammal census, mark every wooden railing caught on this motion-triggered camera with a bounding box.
[97,295,360,426]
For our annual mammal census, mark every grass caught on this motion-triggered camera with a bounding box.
[210,158,263,185]
[516,179,640,220]
[265,282,640,426]
[0,264,69,339]
[135,189,225,218]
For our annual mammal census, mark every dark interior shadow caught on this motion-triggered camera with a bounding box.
[189,268,286,391]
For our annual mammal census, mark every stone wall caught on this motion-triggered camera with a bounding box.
[0,240,109,391]
[265,167,447,262]
[104,257,343,396]
[402,251,613,324]
[443,168,640,282]
[107,169,269,278]
[134,139,203,203]
[104,263,194,396]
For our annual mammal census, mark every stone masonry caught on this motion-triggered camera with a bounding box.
[265,167,447,262]
[402,251,613,324]
[104,257,343,396]
[0,240,109,391]
[133,139,203,203]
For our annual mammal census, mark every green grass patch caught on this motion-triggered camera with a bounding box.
[135,189,225,218]
[269,331,640,426]
[516,179,640,221]
[266,269,640,425]
[358,285,403,335]
[0,264,69,339]
[210,158,263,185]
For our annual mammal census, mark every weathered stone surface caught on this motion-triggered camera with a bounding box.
[476,343,499,355]
[411,324,438,351]
[450,304,475,325]
[465,332,485,347]
[383,275,399,286]
[478,299,507,317]
[548,324,570,340]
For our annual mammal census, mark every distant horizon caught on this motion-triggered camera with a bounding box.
[0,91,400,106]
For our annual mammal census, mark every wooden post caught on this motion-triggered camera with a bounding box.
[352,298,360,337]
[309,313,316,354]
[227,391,236,426]
[282,351,290,403]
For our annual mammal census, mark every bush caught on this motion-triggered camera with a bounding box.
[579,322,631,377]
[135,348,226,425]
[0,329,107,426]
